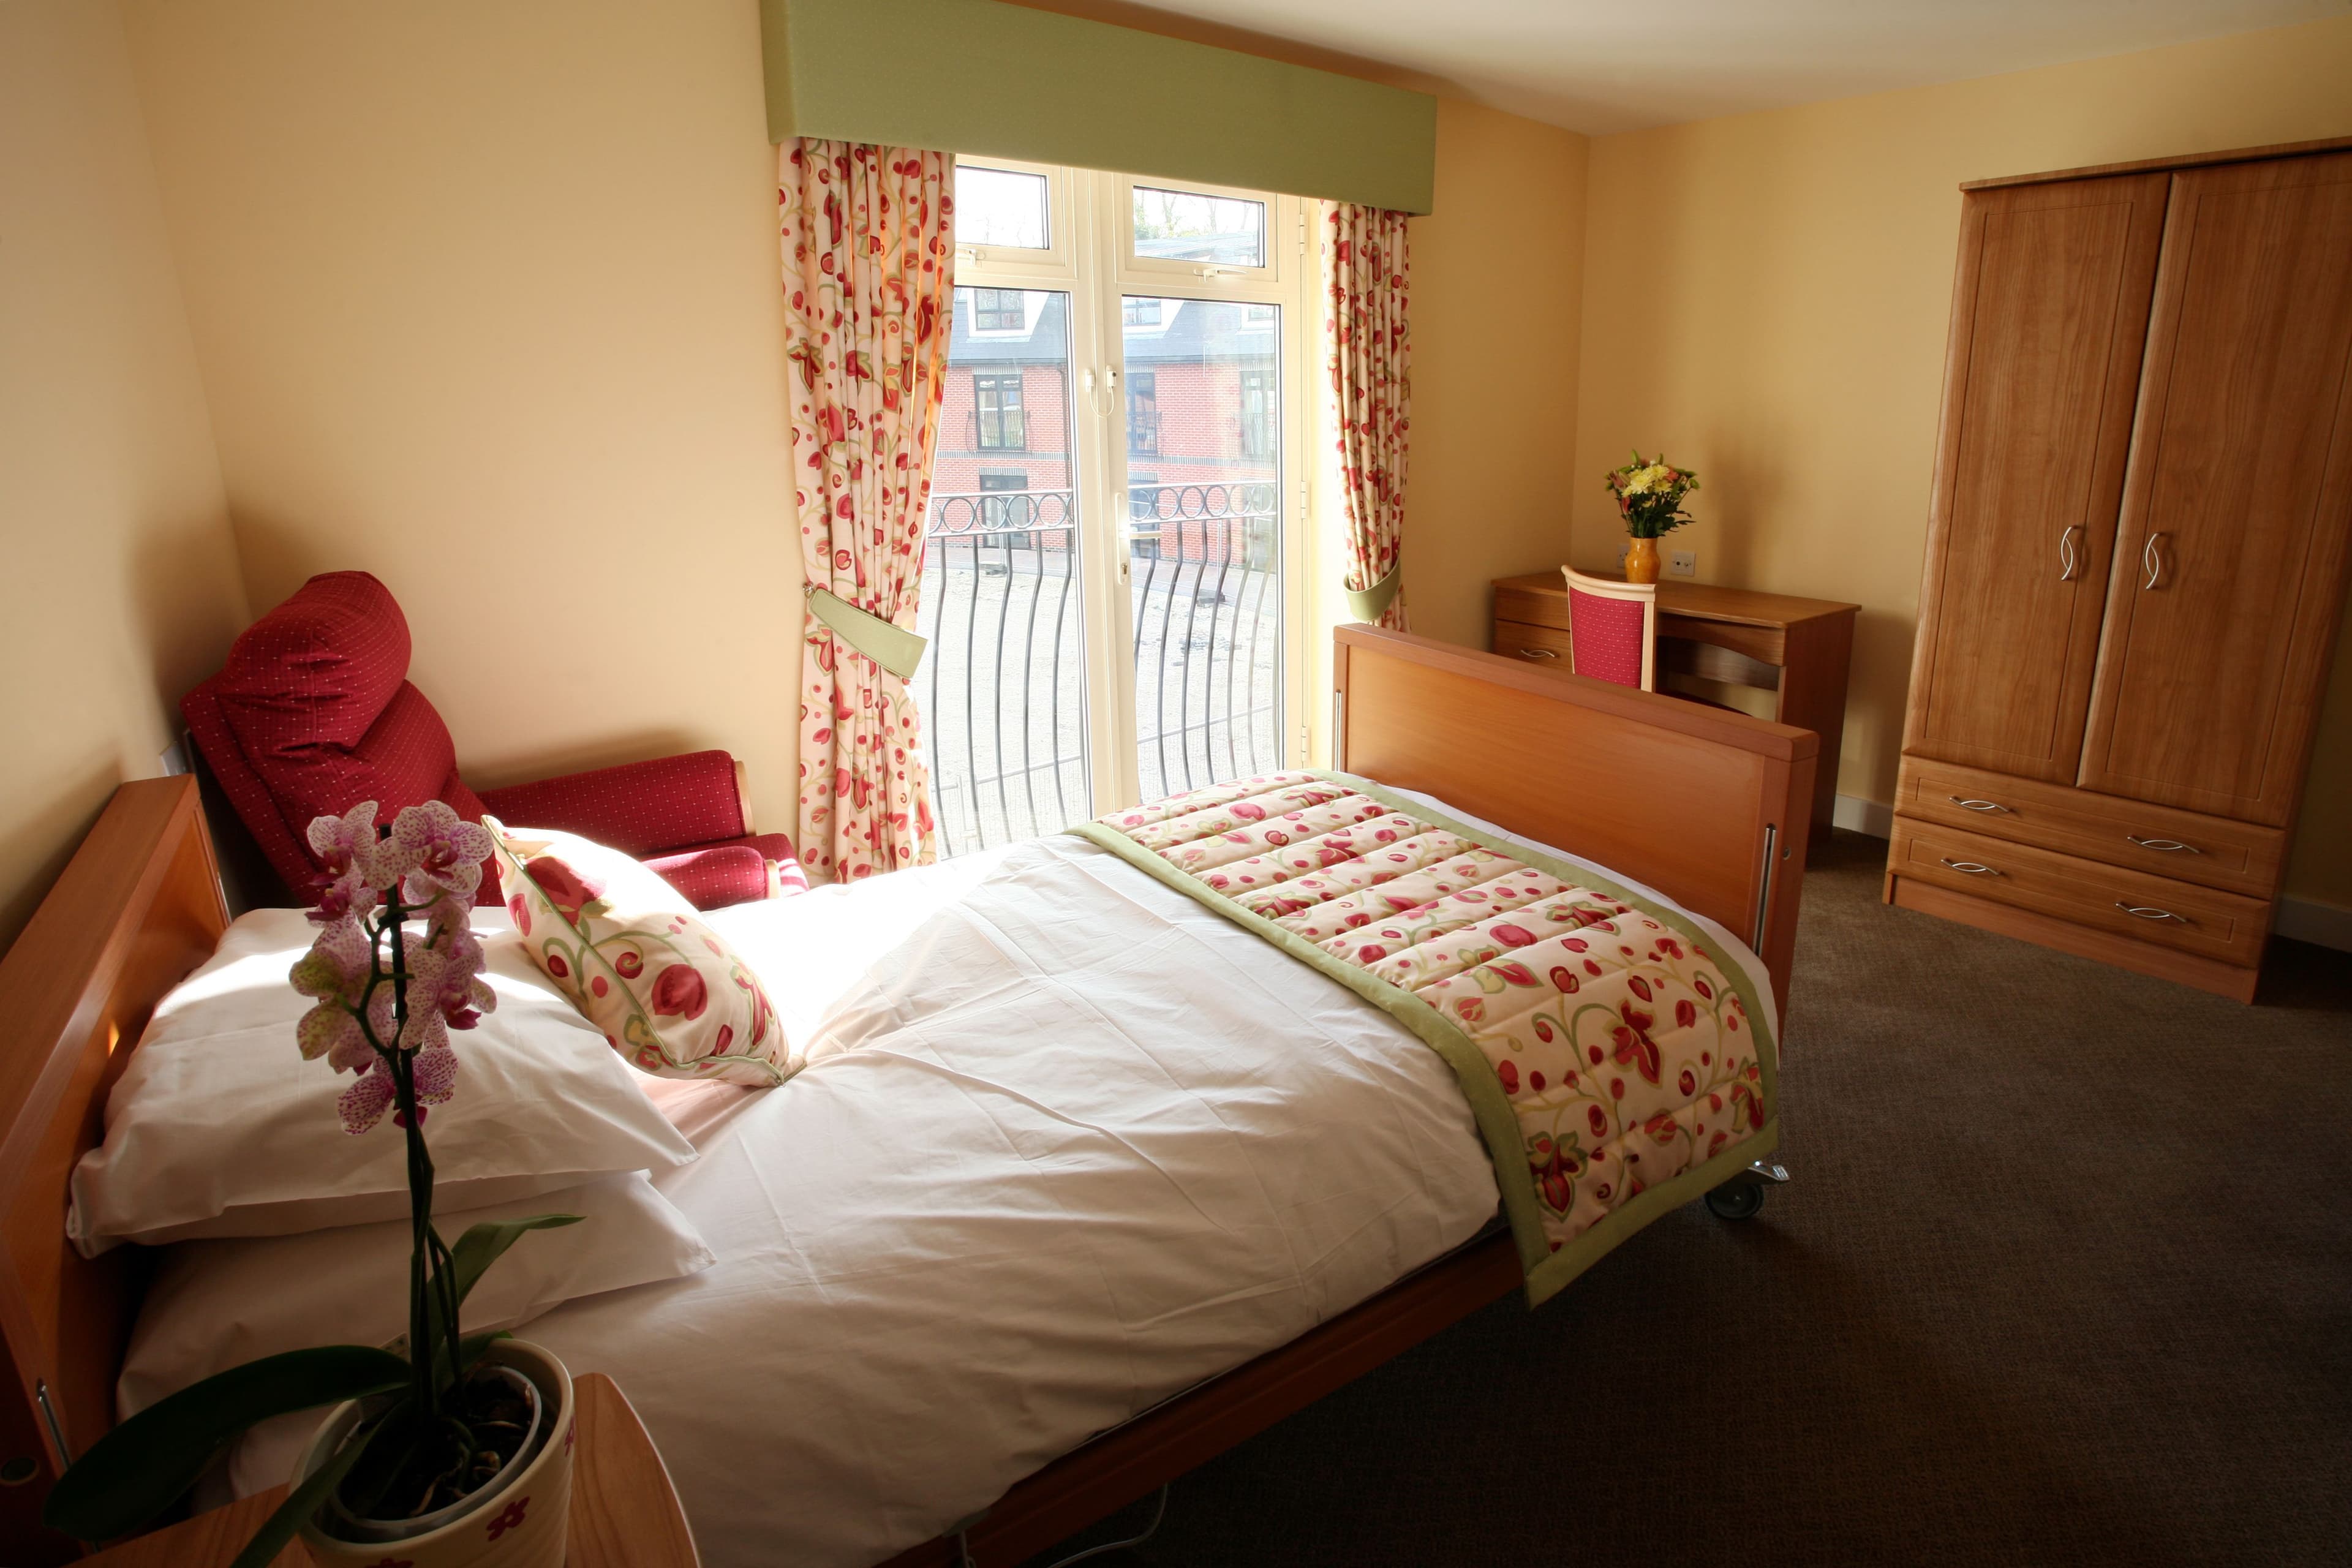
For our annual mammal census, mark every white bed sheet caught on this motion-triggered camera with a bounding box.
[212,812,1771,1568]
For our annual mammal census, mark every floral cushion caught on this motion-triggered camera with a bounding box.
[484,819,801,1087]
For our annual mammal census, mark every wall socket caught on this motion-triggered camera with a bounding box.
[1669,549,1697,578]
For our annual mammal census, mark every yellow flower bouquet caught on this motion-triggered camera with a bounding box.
[1604,450,1700,538]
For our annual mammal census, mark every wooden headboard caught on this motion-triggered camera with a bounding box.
[1335,626,1817,1011]
[0,777,224,1561]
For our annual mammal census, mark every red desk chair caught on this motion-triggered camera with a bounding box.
[1560,567,1659,692]
[182,571,804,911]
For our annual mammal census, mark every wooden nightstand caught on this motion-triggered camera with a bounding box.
[83,1373,697,1567]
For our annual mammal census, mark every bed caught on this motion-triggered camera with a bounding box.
[0,626,1817,1567]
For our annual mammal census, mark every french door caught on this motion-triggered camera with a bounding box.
[916,160,1314,854]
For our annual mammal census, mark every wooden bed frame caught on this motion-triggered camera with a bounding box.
[0,627,1813,1565]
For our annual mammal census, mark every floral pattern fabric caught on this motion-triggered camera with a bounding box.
[486,820,801,1087]
[1083,772,1777,1302]
[780,139,955,882]
[1324,203,1412,631]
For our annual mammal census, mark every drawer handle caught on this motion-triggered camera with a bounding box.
[2125,835,2199,854]
[1947,796,2010,813]
[1940,858,2000,875]
[1518,647,1558,660]
[2114,902,2191,925]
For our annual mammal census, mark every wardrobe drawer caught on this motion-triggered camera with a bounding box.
[1888,816,2271,968]
[1494,618,1575,669]
[1895,756,2285,898]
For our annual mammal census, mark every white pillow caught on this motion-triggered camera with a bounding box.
[119,1171,715,1419]
[70,908,696,1255]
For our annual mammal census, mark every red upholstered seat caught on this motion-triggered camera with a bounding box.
[184,571,801,911]
[1561,567,1659,693]
[1566,587,1649,688]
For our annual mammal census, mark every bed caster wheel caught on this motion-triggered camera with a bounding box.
[1703,1179,1766,1220]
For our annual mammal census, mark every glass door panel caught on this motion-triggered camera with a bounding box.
[917,287,1090,854]
[1121,296,1283,801]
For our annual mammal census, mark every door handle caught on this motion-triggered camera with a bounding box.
[2125,834,2199,854]
[2114,902,2190,924]
[2142,532,2166,590]
[2058,524,2081,582]
[1940,858,2000,875]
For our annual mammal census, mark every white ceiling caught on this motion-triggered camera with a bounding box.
[1120,0,2343,133]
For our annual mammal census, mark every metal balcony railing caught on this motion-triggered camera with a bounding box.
[915,482,1281,858]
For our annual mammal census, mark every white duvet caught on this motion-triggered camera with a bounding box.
[196,808,1770,1568]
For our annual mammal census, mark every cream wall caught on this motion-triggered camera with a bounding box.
[0,0,250,951]
[1572,14,2352,906]
[118,0,807,829]
[1405,99,1589,648]
[1306,98,1587,761]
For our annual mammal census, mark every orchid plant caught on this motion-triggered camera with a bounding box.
[1604,449,1702,538]
[48,802,580,1566]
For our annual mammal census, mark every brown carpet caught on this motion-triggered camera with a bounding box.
[1024,831,2352,1568]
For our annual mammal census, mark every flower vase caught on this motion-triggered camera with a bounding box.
[293,1340,575,1568]
[1623,536,1660,584]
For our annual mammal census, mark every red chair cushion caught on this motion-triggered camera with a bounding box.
[1567,586,1648,689]
[475,753,749,858]
[189,571,489,896]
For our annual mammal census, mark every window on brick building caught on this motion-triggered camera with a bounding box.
[971,289,1025,331]
[973,371,1025,449]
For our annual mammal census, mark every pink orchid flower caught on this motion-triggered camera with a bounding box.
[377,799,495,903]
[298,802,497,1134]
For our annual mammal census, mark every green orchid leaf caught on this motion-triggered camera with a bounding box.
[224,1409,391,1568]
[45,1345,409,1541]
[448,1213,582,1308]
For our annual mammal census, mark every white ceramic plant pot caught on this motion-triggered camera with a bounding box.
[291,1340,575,1568]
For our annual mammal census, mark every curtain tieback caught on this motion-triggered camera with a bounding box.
[1343,564,1401,624]
[805,585,928,679]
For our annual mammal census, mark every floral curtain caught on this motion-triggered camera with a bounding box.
[1323,202,1412,631]
[780,139,954,881]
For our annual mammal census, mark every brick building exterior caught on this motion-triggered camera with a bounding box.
[933,289,1279,541]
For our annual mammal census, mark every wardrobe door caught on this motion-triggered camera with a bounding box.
[1902,173,2169,780]
[2079,152,2352,825]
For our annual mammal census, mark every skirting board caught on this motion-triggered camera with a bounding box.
[1836,794,2352,955]
[1831,793,1894,839]
[2275,894,2352,952]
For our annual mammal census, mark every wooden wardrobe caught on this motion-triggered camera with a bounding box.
[1888,138,2352,1003]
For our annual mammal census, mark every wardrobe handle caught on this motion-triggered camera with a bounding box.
[2142,532,2167,590]
[2125,834,2199,854]
[2058,524,2081,581]
[1518,647,1558,660]
[2114,902,2190,925]
[1947,796,2010,813]
[1940,858,2000,875]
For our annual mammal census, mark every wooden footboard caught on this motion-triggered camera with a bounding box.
[1333,625,1815,1016]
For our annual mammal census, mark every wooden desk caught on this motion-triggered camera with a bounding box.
[1492,572,1858,835]
[84,1373,698,1568]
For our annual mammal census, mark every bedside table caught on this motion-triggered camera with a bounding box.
[83,1373,697,1567]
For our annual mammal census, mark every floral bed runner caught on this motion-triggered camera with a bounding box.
[1071,771,1778,1306]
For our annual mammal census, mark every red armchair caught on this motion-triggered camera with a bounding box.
[182,571,805,911]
